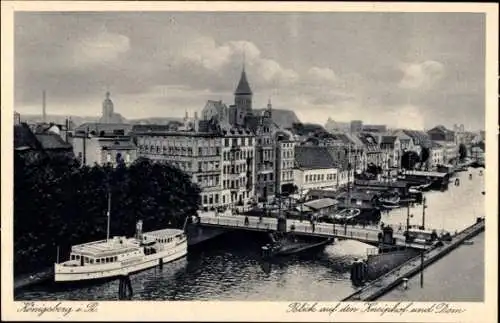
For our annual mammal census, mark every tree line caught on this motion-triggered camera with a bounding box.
[14,154,201,275]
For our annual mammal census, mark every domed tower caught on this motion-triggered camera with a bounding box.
[102,91,114,123]
[234,65,253,126]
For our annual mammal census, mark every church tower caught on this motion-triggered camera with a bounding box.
[234,65,253,126]
[102,91,114,123]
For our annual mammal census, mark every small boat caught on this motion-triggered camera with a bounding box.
[334,208,361,221]
[381,203,400,209]
[262,232,332,258]
[378,192,400,204]
[411,182,432,191]
[408,188,421,194]
[463,240,474,245]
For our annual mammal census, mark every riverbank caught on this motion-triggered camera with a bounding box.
[342,218,485,301]
[379,231,484,301]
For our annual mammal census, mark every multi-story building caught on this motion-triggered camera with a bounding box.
[357,133,383,167]
[220,126,256,210]
[275,130,296,194]
[427,125,456,142]
[14,122,74,162]
[72,123,136,167]
[134,115,220,211]
[379,135,401,169]
[429,141,445,168]
[293,146,341,196]
[133,114,256,212]
[399,129,432,155]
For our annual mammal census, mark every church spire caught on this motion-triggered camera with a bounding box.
[234,66,252,95]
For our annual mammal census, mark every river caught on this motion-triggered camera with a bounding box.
[14,168,485,301]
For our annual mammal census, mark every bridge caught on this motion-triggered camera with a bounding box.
[197,213,429,250]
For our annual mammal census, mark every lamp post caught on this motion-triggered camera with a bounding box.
[422,196,427,230]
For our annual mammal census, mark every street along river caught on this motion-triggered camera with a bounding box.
[15,168,485,301]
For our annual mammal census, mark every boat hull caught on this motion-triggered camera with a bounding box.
[54,241,187,282]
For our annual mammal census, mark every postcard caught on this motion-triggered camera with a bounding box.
[1,1,498,322]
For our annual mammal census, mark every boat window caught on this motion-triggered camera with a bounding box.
[71,255,75,260]
[90,259,94,264]
[114,256,118,262]
[96,259,100,263]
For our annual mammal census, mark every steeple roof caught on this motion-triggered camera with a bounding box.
[234,69,252,95]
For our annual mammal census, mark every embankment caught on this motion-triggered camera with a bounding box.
[343,218,485,301]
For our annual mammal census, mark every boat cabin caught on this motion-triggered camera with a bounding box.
[141,228,186,246]
[303,198,338,218]
[335,191,379,209]
[69,237,142,266]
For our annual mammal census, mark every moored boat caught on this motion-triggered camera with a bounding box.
[54,222,187,282]
[333,208,361,221]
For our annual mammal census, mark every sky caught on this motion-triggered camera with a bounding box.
[14,12,485,130]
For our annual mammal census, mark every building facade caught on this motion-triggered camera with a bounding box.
[379,135,401,169]
[275,131,296,194]
[430,141,445,168]
[427,125,456,142]
[133,115,256,212]
[72,123,137,167]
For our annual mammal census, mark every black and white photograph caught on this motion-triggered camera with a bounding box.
[2,1,498,322]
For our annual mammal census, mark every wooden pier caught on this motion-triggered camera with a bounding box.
[342,218,485,301]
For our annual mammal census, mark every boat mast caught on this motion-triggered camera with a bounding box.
[106,190,111,241]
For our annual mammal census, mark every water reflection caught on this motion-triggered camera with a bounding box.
[15,168,484,301]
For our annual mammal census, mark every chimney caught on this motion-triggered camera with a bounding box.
[42,90,46,123]
[194,111,199,132]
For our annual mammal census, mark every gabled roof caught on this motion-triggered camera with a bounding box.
[304,198,338,210]
[35,134,72,150]
[381,136,397,145]
[295,146,338,169]
[14,123,41,150]
[234,69,252,95]
[204,100,228,114]
[357,133,381,152]
[402,129,432,148]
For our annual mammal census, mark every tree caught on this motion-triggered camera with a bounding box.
[458,143,468,160]
[401,151,420,170]
[14,155,200,275]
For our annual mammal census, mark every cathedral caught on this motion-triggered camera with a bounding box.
[99,91,126,124]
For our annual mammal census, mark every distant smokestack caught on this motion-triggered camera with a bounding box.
[42,90,46,123]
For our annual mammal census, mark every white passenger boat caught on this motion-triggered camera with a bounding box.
[54,192,187,282]
[54,222,187,282]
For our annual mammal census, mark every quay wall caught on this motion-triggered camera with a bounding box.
[186,224,228,247]
[366,249,419,281]
[343,219,485,301]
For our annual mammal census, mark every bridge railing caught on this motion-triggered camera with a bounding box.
[287,221,381,241]
[199,214,410,245]
[199,215,276,231]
